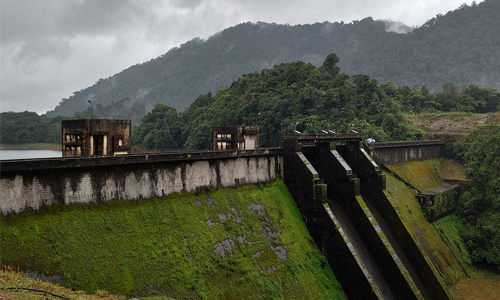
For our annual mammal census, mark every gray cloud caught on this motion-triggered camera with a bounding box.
[0,0,480,114]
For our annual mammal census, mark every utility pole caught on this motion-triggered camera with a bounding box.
[88,99,93,119]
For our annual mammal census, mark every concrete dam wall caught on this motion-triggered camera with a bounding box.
[0,149,283,215]
[0,140,460,298]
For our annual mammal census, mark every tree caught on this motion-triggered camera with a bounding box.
[455,121,500,269]
[133,104,182,150]
[463,85,500,113]
[320,53,341,77]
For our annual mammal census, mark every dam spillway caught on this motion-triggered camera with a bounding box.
[284,137,452,299]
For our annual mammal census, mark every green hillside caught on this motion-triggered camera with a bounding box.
[132,55,499,151]
[45,0,500,119]
[0,180,346,299]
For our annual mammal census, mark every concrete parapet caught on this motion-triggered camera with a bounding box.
[0,150,283,215]
[0,148,283,172]
[374,141,446,165]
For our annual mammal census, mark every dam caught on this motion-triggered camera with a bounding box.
[0,135,464,298]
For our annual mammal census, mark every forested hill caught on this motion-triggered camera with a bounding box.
[46,0,500,118]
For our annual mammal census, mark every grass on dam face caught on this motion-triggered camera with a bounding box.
[0,179,346,299]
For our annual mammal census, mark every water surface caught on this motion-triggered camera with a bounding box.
[0,150,62,160]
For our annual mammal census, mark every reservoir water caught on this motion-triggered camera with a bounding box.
[0,150,62,160]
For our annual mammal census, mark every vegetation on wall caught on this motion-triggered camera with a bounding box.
[454,119,500,270]
[0,180,346,299]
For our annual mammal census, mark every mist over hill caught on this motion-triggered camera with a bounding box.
[45,0,500,119]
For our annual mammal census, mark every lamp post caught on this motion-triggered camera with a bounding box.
[88,99,93,119]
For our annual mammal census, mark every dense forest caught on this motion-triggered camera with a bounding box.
[45,0,500,120]
[0,98,146,146]
[455,119,500,270]
[132,54,500,150]
[0,112,63,145]
[2,54,499,147]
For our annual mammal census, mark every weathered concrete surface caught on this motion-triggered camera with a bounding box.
[374,141,446,164]
[324,202,395,300]
[0,150,282,214]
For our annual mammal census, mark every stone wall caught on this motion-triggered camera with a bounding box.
[0,149,283,215]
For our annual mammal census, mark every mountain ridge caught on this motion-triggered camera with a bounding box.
[45,0,500,119]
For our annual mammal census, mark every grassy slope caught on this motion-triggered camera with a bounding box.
[0,180,346,299]
[384,158,500,299]
[383,159,471,286]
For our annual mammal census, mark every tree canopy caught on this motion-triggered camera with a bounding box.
[0,111,62,145]
[455,118,500,270]
[132,54,500,151]
[3,54,499,148]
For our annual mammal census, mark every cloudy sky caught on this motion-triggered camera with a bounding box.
[1,0,479,114]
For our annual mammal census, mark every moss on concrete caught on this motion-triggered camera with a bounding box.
[430,188,457,219]
[385,158,444,191]
[0,179,346,299]
[383,161,470,287]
